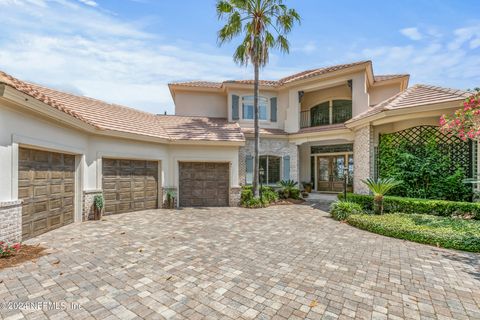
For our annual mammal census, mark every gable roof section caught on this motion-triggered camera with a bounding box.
[374,74,409,82]
[0,71,244,143]
[348,84,471,124]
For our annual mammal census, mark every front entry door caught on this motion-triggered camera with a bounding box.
[316,155,352,192]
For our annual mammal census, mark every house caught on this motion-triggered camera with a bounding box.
[0,60,474,242]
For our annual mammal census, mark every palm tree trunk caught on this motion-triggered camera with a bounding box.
[374,194,383,215]
[252,62,260,198]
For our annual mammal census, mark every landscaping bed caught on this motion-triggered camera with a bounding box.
[346,213,480,252]
[0,244,47,270]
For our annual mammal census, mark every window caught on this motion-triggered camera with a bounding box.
[242,96,268,120]
[310,102,330,126]
[259,155,281,184]
[332,100,352,124]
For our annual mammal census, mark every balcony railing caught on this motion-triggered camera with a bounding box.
[300,104,352,129]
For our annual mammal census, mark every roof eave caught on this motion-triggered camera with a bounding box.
[346,98,466,129]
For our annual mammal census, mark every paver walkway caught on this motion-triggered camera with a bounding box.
[1,205,479,319]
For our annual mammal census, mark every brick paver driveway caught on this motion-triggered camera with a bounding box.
[1,205,480,320]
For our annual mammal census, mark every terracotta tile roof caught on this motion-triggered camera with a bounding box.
[348,84,471,123]
[374,74,409,82]
[169,81,223,89]
[157,115,244,142]
[170,60,372,89]
[279,60,371,84]
[225,79,279,87]
[241,127,287,135]
[0,71,244,143]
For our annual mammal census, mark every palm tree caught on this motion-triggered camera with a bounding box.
[362,178,402,214]
[216,0,300,197]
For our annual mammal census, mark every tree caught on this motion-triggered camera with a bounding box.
[362,178,402,215]
[216,0,300,197]
[440,90,480,141]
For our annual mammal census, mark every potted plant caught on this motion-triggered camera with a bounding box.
[166,190,176,209]
[302,181,313,193]
[93,194,104,220]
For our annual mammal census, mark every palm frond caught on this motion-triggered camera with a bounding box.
[362,178,402,196]
[216,0,300,67]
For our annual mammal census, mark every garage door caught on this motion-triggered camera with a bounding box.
[18,148,75,240]
[179,162,229,207]
[102,159,158,215]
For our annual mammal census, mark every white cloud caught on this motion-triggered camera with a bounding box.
[0,0,266,114]
[293,41,317,54]
[400,27,423,41]
[77,0,97,7]
[347,23,480,90]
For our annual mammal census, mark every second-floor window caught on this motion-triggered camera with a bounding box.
[242,96,268,120]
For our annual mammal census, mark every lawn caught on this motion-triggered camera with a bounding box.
[347,213,480,252]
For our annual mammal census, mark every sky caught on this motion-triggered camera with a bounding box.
[0,0,479,114]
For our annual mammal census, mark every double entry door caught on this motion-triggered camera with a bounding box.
[316,154,353,192]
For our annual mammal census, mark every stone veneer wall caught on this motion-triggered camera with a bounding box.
[83,190,103,221]
[0,200,22,242]
[229,187,241,207]
[353,125,374,194]
[239,138,299,186]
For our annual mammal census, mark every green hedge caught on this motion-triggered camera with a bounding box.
[338,193,480,219]
[347,214,480,252]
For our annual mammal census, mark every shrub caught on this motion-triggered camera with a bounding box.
[0,242,22,258]
[93,194,104,210]
[241,186,278,208]
[338,193,480,219]
[330,201,363,221]
[378,128,472,201]
[346,213,480,252]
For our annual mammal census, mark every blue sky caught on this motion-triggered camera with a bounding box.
[0,0,479,114]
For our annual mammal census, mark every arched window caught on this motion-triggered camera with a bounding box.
[259,155,281,184]
[242,96,268,120]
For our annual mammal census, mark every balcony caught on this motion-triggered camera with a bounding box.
[300,100,352,129]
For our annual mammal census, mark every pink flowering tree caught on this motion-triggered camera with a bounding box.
[440,90,480,141]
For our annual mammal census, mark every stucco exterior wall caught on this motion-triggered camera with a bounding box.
[0,99,243,237]
[174,91,227,117]
[301,84,352,111]
[353,125,374,194]
[369,83,402,106]
[0,102,89,202]
[238,138,298,185]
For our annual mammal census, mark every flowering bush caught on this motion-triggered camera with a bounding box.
[440,90,480,141]
[0,242,22,258]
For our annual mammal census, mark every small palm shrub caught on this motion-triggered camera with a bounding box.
[330,201,363,221]
[362,178,402,214]
[278,180,301,199]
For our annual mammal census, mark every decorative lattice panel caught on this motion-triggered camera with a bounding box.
[379,125,473,177]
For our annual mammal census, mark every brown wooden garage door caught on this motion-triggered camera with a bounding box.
[179,162,229,207]
[102,159,158,215]
[18,148,75,240]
